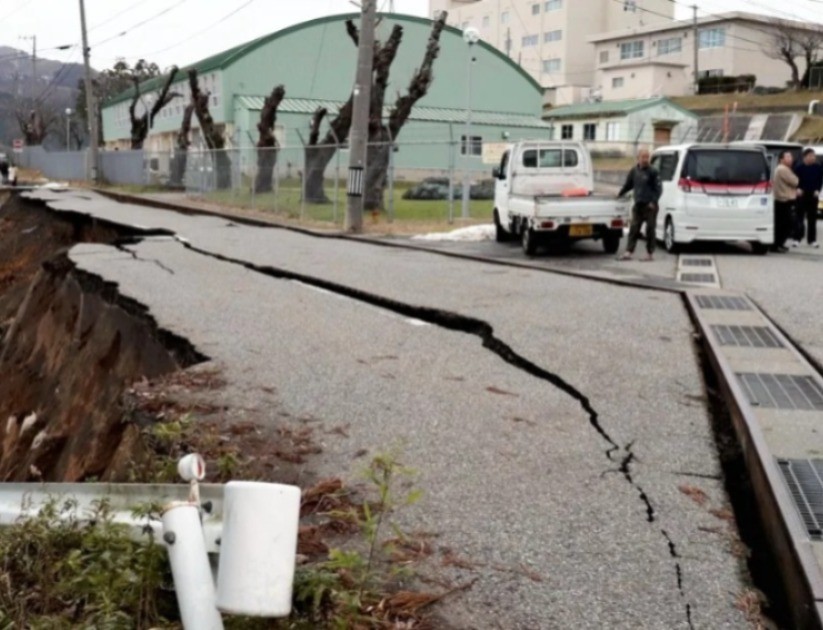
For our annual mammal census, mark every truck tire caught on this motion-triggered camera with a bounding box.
[751,242,769,255]
[494,210,510,243]
[522,227,538,256]
[602,230,621,254]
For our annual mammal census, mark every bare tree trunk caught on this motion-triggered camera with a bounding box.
[364,127,391,211]
[189,69,232,189]
[254,84,285,194]
[170,103,194,187]
[129,78,149,150]
[304,101,353,203]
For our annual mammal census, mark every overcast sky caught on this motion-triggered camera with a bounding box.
[1,0,821,70]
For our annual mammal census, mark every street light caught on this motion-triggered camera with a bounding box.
[65,107,72,150]
[461,26,480,219]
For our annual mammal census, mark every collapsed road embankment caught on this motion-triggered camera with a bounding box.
[0,193,205,481]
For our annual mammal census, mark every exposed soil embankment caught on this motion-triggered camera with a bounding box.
[0,194,206,481]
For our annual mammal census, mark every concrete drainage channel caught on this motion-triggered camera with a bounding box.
[687,289,823,629]
[678,255,721,289]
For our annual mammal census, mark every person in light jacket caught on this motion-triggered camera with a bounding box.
[772,150,801,253]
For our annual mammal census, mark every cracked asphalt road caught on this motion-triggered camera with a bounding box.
[29,190,751,628]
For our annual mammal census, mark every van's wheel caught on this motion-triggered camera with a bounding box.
[602,230,621,254]
[664,218,679,254]
[522,226,538,256]
[751,242,769,255]
[494,210,509,243]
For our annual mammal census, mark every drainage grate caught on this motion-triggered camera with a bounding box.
[680,273,717,284]
[737,373,823,410]
[695,295,751,310]
[712,325,783,348]
[681,258,714,267]
[777,459,823,539]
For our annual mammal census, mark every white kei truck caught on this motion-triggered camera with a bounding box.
[492,141,630,255]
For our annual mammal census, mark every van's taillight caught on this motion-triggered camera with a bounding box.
[611,218,625,228]
[678,177,692,192]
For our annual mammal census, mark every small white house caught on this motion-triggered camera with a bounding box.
[542,97,698,155]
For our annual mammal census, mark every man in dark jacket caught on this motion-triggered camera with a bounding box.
[616,148,663,261]
[792,148,823,248]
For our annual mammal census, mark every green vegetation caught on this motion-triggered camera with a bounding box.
[202,177,493,226]
[0,452,441,628]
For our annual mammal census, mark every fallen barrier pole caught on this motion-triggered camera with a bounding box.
[0,454,301,628]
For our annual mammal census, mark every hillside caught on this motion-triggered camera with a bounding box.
[0,46,89,146]
[672,90,823,114]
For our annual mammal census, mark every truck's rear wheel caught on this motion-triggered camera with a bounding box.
[494,210,509,243]
[522,227,538,256]
[602,230,621,254]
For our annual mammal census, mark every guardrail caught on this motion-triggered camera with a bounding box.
[0,454,301,629]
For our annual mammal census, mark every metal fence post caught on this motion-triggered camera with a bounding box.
[448,124,455,225]
[387,129,395,224]
[330,128,341,226]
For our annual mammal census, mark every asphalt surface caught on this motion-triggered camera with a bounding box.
[26,189,755,628]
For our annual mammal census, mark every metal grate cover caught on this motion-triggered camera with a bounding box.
[681,273,717,284]
[681,258,714,267]
[778,459,823,539]
[695,295,751,310]
[737,373,823,410]
[712,325,783,349]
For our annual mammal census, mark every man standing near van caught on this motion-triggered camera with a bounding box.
[772,150,800,253]
[617,148,662,261]
[792,148,823,248]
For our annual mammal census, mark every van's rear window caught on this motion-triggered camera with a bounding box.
[521,149,579,168]
[683,150,768,184]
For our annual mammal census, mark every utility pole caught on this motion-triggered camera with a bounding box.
[345,0,376,233]
[692,5,699,95]
[79,0,99,183]
[19,35,36,99]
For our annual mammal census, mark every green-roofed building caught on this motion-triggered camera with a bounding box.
[101,12,552,176]
[542,97,698,154]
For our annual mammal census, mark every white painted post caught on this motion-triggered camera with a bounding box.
[162,504,224,629]
[216,481,301,617]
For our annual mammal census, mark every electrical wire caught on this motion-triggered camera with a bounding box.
[91,0,188,48]
[89,0,152,32]
[0,0,34,22]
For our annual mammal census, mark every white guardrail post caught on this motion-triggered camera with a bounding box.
[0,454,302,628]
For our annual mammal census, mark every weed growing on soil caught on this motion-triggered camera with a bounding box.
[0,498,172,628]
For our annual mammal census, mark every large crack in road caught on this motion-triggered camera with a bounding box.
[175,238,696,628]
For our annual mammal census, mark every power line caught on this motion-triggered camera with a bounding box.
[91,0,189,48]
[0,0,35,21]
[89,0,152,32]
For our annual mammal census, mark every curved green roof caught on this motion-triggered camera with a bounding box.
[104,12,541,107]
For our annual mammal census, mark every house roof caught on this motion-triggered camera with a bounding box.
[104,12,542,108]
[543,97,695,120]
[588,11,815,43]
[235,96,553,128]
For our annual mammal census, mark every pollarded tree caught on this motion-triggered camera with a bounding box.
[304,12,447,207]
[128,66,181,149]
[254,84,286,193]
[170,102,194,187]
[188,69,232,189]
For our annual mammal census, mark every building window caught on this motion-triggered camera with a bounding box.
[620,40,644,60]
[657,37,682,55]
[612,77,625,88]
[532,3,540,15]
[583,123,596,140]
[522,34,539,47]
[543,58,562,73]
[599,50,609,64]
[482,15,490,28]
[545,0,562,11]
[561,124,573,139]
[699,27,726,49]
[698,69,724,78]
[544,30,562,43]
[501,10,509,24]
[461,135,482,157]
[606,122,620,141]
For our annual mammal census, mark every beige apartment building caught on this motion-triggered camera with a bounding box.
[589,12,814,101]
[429,0,674,104]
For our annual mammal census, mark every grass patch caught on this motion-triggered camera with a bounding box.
[202,179,493,227]
[672,89,823,113]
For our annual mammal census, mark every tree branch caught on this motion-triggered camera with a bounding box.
[256,84,286,148]
[309,107,328,146]
[389,11,447,137]
[149,66,180,127]
[346,19,359,46]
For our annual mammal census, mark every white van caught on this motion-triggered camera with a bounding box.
[650,144,773,254]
